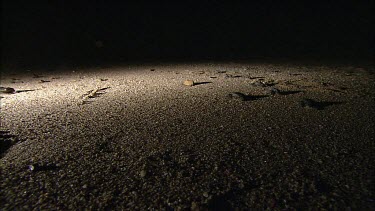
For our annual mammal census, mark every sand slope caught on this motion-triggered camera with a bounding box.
[1,61,374,209]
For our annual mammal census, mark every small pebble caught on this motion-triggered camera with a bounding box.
[251,81,267,87]
[203,192,209,197]
[238,182,245,189]
[300,98,321,109]
[28,165,35,171]
[270,88,281,95]
[228,92,246,101]
[191,202,198,210]
[183,80,194,86]
[0,87,16,94]
[140,170,147,178]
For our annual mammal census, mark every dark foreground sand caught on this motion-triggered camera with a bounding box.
[1,60,374,210]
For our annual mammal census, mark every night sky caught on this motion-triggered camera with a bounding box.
[2,2,373,68]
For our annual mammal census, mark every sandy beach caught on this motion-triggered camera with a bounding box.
[1,60,374,209]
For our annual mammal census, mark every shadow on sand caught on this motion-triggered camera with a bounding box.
[194,82,212,86]
[16,89,36,93]
[278,90,303,96]
[0,130,24,158]
[300,98,344,110]
[228,92,269,101]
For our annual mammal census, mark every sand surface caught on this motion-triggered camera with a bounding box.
[1,60,374,209]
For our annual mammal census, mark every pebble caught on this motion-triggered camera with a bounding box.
[238,182,245,189]
[203,192,209,197]
[191,202,198,210]
[251,81,267,87]
[270,88,281,95]
[28,165,35,171]
[140,170,147,178]
[228,92,246,101]
[300,98,321,109]
[183,80,195,86]
[0,87,16,94]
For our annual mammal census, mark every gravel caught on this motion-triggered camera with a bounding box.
[1,60,374,210]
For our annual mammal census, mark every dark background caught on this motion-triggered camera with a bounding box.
[1,2,374,68]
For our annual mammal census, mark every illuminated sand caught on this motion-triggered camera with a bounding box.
[1,61,374,209]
